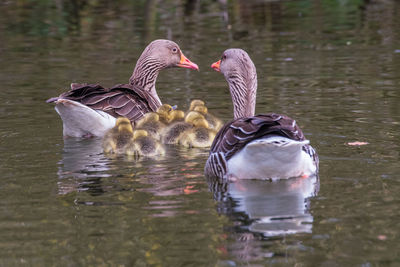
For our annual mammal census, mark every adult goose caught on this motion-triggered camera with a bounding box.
[47,39,198,138]
[204,49,318,180]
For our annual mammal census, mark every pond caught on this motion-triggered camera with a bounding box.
[0,0,399,266]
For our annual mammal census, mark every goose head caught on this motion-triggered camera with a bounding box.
[130,40,199,106]
[142,40,198,69]
[211,49,257,119]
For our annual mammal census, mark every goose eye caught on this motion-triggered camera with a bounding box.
[172,47,178,53]
[222,54,227,60]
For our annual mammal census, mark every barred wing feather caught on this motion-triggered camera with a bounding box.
[210,113,306,161]
[47,83,160,122]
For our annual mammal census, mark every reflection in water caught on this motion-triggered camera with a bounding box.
[209,176,319,263]
[56,138,209,217]
[56,137,111,195]
[209,175,319,236]
[3,0,400,264]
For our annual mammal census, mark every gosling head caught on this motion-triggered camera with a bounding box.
[116,117,134,133]
[157,104,185,123]
[144,112,160,122]
[170,110,185,121]
[132,129,149,140]
[189,99,205,110]
[185,111,206,126]
[157,104,174,114]
[157,104,175,123]
[192,117,209,128]
[193,105,208,115]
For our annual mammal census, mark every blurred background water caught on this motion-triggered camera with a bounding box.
[0,0,399,266]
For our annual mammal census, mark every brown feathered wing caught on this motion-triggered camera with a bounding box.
[205,113,315,178]
[47,83,160,122]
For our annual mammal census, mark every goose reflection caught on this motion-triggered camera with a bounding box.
[56,139,209,214]
[208,175,320,237]
[56,137,111,195]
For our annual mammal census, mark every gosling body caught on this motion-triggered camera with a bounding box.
[125,129,165,157]
[189,99,223,131]
[102,117,134,154]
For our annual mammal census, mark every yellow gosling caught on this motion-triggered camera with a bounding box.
[156,104,185,124]
[193,105,208,114]
[169,109,185,122]
[161,121,192,144]
[135,112,165,140]
[178,116,217,148]
[160,110,197,145]
[102,117,134,154]
[159,109,194,144]
[125,129,165,157]
[133,129,149,139]
[188,100,223,131]
[184,110,204,123]
[156,104,175,124]
[189,99,205,111]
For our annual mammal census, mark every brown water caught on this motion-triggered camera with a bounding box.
[1,0,400,266]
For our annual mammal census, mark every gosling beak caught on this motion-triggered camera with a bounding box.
[171,105,178,110]
[211,60,221,72]
[177,52,199,71]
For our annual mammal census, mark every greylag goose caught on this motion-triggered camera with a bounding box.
[47,39,198,138]
[205,49,318,180]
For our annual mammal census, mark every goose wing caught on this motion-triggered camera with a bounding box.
[205,113,309,178]
[210,113,306,161]
[47,83,160,122]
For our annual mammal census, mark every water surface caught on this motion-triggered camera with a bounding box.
[1,0,399,266]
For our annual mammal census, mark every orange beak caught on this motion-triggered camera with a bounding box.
[177,52,199,70]
[211,60,221,72]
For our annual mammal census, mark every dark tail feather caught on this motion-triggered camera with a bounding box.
[46,97,59,103]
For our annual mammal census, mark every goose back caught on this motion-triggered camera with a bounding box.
[205,113,314,178]
[210,113,306,161]
[47,83,160,122]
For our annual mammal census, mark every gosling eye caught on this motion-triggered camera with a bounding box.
[172,47,178,53]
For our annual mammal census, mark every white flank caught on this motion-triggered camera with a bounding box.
[54,99,116,137]
[226,136,316,180]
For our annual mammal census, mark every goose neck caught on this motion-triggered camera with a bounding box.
[228,73,257,119]
[129,55,166,94]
